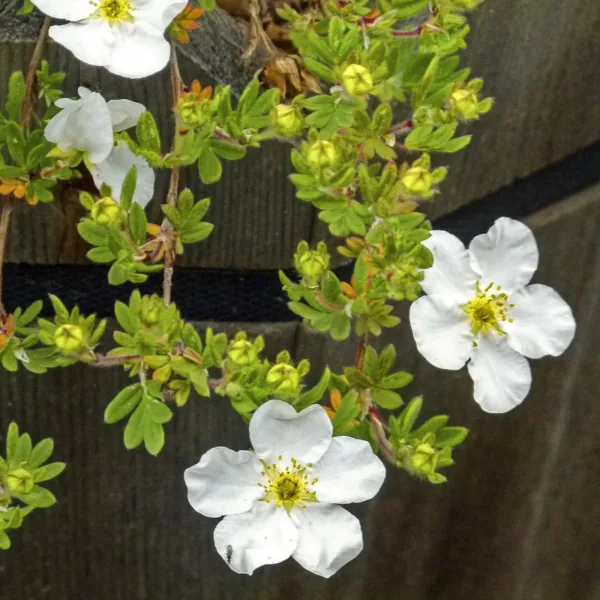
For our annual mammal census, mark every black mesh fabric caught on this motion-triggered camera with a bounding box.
[3,142,599,321]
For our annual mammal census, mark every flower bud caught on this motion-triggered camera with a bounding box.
[140,296,163,326]
[402,166,433,197]
[228,339,257,367]
[342,64,374,96]
[266,363,301,396]
[54,324,85,354]
[294,241,330,287]
[410,442,437,475]
[7,468,34,494]
[91,197,122,225]
[306,140,339,169]
[450,88,479,120]
[270,104,304,137]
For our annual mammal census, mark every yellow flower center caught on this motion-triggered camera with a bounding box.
[462,281,514,338]
[259,457,318,513]
[93,0,135,24]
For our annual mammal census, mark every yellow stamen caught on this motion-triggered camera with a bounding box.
[93,0,135,24]
[258,458,318,513]
[462,281,514,337]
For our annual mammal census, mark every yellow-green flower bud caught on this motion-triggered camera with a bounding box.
[402,166,433,197]
[266,363,301,396]
[450,88,480,120]
[410,442,437,475]
[270,104,304,137]
[7,468,34,494]
[294,242,330,286]
[228,339,257,367]
[306,140,339,169]
[342,64,374,96]
[54,324,85,354]
[91,197,122,225]
[140,296,163,326]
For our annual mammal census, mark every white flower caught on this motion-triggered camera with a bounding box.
[91,142,155,208]
[409,217,576,413]
[184,400,386,578]
[45,87,145,163]
[32,0,186,78]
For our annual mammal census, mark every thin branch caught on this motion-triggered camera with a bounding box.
[0,198,13,319]
[89,354,141,367]
[370,408,397,465]
[20,16,52,129]
[162,44,184,306]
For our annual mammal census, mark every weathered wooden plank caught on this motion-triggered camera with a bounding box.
[432,0,600,219]
[1,185,599,598]
[2,0,600,269]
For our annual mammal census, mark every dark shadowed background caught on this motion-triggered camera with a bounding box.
[0,0,599,598]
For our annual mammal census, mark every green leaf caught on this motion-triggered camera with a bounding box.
[28,438,54,468]
[6,72,25,122]
[20,486,56,508]
[87,247,115,263]
[136,111,161,154]
[180,222,214,244]
[114,301,138,335]
[198,145,222,184]
[14,433,32,462]
[77,221,108,246]
[104,384,143,424]
[329,312,350,340]
[410,415,449,439]
[6,422,18,459]
[435,427,469,448]
[0,530,10,550]
[378,344,396,376]
[370,388,403,410]
[1,349,18,372]
[33,462,66,483]
[147,399,173,424]
[295,368,331,410]
[332,390,360,433]
[6,121,26,166]
[16,300,43,327]
[128,202,148,245]
[379,371,413,389]
[144,419,165,456]
[188,198,211,222]
[161,205,183,229]
[397,396,422,438]
[211,139,247,160]
[120,166,137,210]
[124,399,147,450]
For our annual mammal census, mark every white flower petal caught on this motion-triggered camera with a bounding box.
[421,230,477,303]
[409,294,473,370]
[504,284,576,359]
[105,24,171,79]
[91,143,155,208]
[467,335,532,413]
[249,400,333,465]
[184,447,265,518]
[49,22,113,70]
[214,503,298,575]
[31,0,94,20]
[312,437,386,504]
[44,90,113,164]
[108,99,146,132]
[134,0,187,33]
[469,217,539,293]
[291,504,363,578]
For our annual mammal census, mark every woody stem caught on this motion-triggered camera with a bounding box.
[162,44,184,307]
